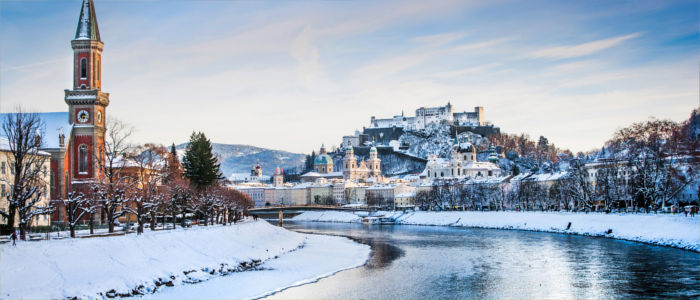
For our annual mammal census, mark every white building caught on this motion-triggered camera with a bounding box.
[423,138,501,180]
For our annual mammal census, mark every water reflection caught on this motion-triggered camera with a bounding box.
[267,222,700,299]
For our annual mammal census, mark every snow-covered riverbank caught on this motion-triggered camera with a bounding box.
[293,211,700,252]
[0,221,370,299]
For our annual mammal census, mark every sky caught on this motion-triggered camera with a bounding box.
[1,0,698,154]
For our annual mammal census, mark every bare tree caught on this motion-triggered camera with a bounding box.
[562,160,594,211]
[128,144,168,233]
[0,110,54,239]
[608,118,691,211]
[92,117,135,233]
[60,191,92,238]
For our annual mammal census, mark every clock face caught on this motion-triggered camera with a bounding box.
[77,110,90,123]
[97,111,102,124]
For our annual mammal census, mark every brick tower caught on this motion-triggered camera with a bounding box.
[65,0,109,183]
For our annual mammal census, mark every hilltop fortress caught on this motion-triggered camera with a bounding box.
[370,102,484,130]
[344,102,499,148]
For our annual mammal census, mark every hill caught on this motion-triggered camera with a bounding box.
[176,143,305,177]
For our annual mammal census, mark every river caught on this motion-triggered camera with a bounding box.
[265,221,700,299]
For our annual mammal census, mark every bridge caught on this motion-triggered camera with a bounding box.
[248,205,368,219]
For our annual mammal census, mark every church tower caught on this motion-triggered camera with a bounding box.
[65,0,109,181]
[342,142,357,180]
[368,145,381,177]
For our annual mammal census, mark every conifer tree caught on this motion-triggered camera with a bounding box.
[182,132,222,190]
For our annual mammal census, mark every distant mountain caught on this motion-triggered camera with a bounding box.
[176,143,305,177]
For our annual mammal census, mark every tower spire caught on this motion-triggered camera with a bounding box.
[75,0,101,41]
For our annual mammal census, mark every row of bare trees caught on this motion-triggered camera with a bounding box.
[60,120,254,238]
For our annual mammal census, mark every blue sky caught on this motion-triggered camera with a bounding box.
[1,0,698,154]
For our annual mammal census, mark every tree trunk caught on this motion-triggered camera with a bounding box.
[150,211,157,231]
[107,208,114,233]
[19,222,27,241]
[89,212,95,235]
[70,224,76,238]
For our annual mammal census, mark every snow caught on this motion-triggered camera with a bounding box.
[0,221,369,299]
[292,210,700,251]
[145,233,369,299]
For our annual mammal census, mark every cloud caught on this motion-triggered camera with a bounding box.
[451,37,513,52]
[529,33,642,59]
[432,63,501,78]
[410,32,466,47]
[290,25,323,89]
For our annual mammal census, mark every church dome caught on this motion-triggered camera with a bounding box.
[314,153,333,165]
[369,146,377,153]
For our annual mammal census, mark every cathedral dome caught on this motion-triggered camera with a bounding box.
[314,153,333,165]
[369,146,377,153]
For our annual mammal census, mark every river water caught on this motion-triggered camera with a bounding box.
[265,221,700,299]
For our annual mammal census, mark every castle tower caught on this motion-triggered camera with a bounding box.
[65,0,109,182]
[342,142,357,179]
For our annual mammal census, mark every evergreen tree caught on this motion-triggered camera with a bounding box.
[170,143,179,165]
[182,132,222,190]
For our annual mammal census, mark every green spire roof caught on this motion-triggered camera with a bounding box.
[75,0,101,41]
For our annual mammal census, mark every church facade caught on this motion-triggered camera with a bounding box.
[423,138,501,180]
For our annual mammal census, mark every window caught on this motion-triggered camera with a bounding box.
[97,60,100,81]
[1,162,4,174]
[78,144,88,174]
[1,184,4,197]
[80,58,87,79]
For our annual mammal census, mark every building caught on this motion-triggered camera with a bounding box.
[341,142,382,181]
[424,138,501,180]
[0,139,52,228]
[309,180,333,205]
[366,183,414,208]
[394,192,416,209]
[235,186,267,207]
[369,102,484,130]
[290,183,312,205]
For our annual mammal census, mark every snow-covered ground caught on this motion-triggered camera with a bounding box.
[293,210,700,251]
[146,233,369,299]
[0,221,370,299]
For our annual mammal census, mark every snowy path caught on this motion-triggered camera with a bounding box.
[144,233,369,299]
[293,210,700,251]
[0,221,369,299]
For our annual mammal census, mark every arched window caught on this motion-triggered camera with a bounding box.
[80,58,87,79]
[97,59,100,81]
[78,145,88,174]
[440,172,444,177]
